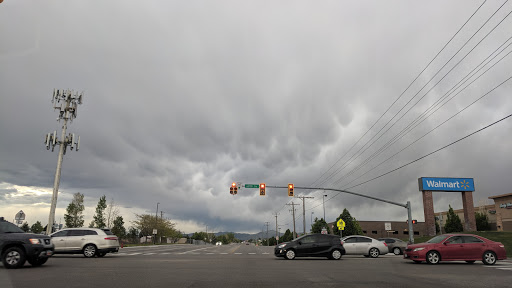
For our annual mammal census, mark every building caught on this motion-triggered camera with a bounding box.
[488,193,512,231]
[327,221,428,240]
[434,204,497,232]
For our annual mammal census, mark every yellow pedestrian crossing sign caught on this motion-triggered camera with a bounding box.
[337,219,345,230]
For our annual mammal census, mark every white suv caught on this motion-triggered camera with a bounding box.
[50,228,120,258]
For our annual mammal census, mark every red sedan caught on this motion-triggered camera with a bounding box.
[404,234,507,265]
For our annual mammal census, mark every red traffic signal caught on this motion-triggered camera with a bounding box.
[412,220,417,224]
[288,183,294,197]
[260,183,266,196]
[231,182,238,195]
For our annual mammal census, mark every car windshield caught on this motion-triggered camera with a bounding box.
[426,235,448,244]
[0,221,25,233]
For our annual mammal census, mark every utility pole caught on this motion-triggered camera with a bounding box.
[264,222,270,246]
[155,202,159,244]
[323,194,327,221]
[296,196,314,235]
[45,89,83,235]
[286,203,300,239]
[273,213,278,243]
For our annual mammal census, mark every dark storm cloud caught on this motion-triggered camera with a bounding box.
[1,0,511,233]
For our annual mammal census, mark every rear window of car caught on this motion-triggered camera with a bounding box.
[463,236,483,243]
[102,229,114,235]
[84,230,98,235]
[69,230,86,236]
[357,237,372,243]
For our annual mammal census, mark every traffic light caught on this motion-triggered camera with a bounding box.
[230,186,234,195]
[260,183,266,196]
[231,182,238,195]
[288,183,294,197]
[412,220,417,224]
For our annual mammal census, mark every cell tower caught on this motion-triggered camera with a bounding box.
[44,89,83,235]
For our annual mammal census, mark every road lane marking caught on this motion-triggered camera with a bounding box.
[143,253,156,255]
[128,253,141,255]
[220,253,228,254]
[248,253,256,255]
[161,253,171,255]
[234,253,242,254]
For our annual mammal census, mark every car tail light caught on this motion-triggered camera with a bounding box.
[105,237,118,240]
[383,242,387,246]
[340,240,344,245]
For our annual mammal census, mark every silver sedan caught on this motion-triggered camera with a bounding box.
[341,235,388,258]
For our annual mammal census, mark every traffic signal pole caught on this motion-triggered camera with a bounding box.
[266,185,415,244]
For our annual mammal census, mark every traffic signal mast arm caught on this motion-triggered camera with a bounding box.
[264,185,414,244]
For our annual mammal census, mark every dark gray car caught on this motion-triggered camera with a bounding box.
[378,237,407,255]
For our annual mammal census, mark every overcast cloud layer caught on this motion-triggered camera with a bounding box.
[1,0,511,234]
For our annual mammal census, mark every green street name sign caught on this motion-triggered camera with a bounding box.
[245,184,259,188]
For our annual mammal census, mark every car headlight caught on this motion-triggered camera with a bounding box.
[278,244,287,249]
[413,248,425,252]
[29,239,41,244]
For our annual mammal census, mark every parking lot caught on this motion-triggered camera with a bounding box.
[2,244,511,288]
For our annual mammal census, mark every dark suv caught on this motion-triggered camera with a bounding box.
[0,217,54,268]
[274,233,345,260]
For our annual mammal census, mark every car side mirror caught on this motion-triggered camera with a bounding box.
[443,242,448,245]
[298,241,302,245]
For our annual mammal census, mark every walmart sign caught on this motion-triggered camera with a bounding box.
[418,177,475,192]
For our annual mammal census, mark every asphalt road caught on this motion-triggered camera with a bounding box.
[1,243,511,288]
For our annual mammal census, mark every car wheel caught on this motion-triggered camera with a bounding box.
[27,257,48,267]
[393,247,401,255]
[426,251,440,265]
[369,247,380,258]
[2,246,26,269]
[285,250,296,260]
[482,251,497,265]
[83,244,97,258]
[96,252,107,257]
[330,249,342,260]
[465,260,475,264]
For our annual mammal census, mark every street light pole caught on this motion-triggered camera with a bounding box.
[154,202,159,244]
[311,212,314,232]
[323,195,327,221]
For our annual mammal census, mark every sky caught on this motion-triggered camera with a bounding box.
[1,0,511,235]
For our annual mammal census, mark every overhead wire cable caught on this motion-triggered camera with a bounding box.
[333,36,512,187]
[323,2,511,188]
[308,0,489,189]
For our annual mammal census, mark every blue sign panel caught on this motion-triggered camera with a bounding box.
[418,177,475,192]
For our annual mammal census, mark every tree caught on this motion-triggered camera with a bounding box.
[111,216,126,239]
[105,198,120,228]
[281,229,293,242]
[31,221,44,234]
[333,208,362,236]
[435,218,440,234]
[92,195,107,228]
[64,192,85,228]
[444,205,463,233]
[20,222,30,232]
[127,227,139,244]
[132,214,179,243]
[311,217,331,234]
[475,211,491,231]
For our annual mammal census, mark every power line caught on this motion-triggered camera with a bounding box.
[333,37,512,188]
[309,0,489,188]
[341,74,512,189]
[323,2,512,189]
